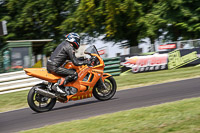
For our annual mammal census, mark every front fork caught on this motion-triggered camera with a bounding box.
[97,73,112,89]
[98,77,107,89]
[102,73,112,81]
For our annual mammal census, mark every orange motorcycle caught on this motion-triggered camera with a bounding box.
[24,45,117,113]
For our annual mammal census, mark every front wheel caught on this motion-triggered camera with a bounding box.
[27,83,56,113]
[93,76,117,101]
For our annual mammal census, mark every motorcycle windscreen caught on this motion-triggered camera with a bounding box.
[24,68,60,82]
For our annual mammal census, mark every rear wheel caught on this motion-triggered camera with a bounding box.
[27,83,56,113]
[93,76,117,101]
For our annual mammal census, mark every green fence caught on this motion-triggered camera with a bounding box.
[103,57,121,76]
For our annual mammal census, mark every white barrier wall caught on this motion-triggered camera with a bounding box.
[0,71,41,94]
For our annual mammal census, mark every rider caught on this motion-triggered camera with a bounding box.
[47,33,90,94]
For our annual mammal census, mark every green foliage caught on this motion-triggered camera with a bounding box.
[0,0,79,52]
[3,0,72,40]
[0,0,200,48]
[60,0,144,46]
[154,0,200,41]
[1,1,71,40]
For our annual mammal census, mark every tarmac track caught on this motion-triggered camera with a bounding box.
[0,77,200,133]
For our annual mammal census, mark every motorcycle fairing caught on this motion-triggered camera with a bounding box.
[66,64,104,101]
[24,68,60,83]
[102,73,112,81]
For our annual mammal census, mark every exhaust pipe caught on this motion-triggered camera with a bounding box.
[35,88,56,98]
[35,87,68,101]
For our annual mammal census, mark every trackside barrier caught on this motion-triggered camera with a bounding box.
[103,57,121,76]
[0,58,121,94]
[0,71,41,94]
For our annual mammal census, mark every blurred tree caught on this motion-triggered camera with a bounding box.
[152,0,200,41]
[136,0,166,44]
[0,0,7,20]
[60,0,144,46]
[0,0,7,44]
[132,0,200,45]
[1,0,200,49]
[0,0,79,54]
[1,0,79,41]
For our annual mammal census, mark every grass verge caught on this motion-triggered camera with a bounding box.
[115,66,200,90]
[20,97,200,133]
[0,90,29,112]
[1,66,200,112]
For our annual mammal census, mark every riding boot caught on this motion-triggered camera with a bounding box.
[52,74,77,95]
[52,77,66,94]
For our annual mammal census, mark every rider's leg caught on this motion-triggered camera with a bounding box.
[47,63,77,94]
[53,73,78,95]
[57,73,78,86]
[53,68,78,94]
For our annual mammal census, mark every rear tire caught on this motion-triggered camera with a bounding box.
[93,76,117,101]
[27,83,56,113]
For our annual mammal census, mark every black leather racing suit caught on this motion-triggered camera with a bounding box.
[47,41,88,81]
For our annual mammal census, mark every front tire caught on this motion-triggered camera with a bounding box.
[27,83,56,113]
[93,76,117,101]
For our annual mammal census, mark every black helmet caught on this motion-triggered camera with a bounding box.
[66,33,80,49]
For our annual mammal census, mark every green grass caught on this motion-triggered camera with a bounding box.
[20,97,200,133]
[0,90,29,112]
[1,66,200,112]
[116,66,200,90]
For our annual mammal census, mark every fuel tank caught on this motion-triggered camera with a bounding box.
[24,68,60,83]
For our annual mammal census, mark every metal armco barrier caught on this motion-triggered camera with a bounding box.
[0,71,41,94]
[103,57,121,76]
[0,58,121,94]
